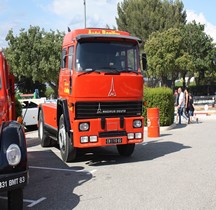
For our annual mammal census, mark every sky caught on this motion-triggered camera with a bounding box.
[0,0,216,47]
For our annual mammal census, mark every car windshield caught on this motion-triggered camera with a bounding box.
[75,41,139,73]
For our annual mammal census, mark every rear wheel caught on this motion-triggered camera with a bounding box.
[117,144,135,156]
[38,110,52,147]
[8,188,23,210]
[58,114,77,162]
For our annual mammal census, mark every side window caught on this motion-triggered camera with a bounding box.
[127,48,137,70]
[0,77,2,89]
[68,46,74,70]
[61,48,67,69]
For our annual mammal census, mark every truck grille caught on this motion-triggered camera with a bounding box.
[75,101,142,119]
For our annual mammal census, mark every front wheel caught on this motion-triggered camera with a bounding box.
[58,114,77,162]
[8,188,23,210]
[117,144,135,156]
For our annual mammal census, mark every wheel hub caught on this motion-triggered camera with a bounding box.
[59,126,66,152]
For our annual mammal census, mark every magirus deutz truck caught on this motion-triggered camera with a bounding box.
[0,48,28,209]
[38,28,146,162]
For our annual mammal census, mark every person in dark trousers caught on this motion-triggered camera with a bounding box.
[188,94,195,123]
[177,87,189,124]
[184,88,190,117]
[174,89,179,123]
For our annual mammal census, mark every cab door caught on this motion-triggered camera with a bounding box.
[59,46,74,99]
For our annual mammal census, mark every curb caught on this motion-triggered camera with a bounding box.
[144,123,176,132]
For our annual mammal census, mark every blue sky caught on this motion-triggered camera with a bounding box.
[0,0,216,47]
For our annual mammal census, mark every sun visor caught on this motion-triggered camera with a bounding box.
[76,34,142,44]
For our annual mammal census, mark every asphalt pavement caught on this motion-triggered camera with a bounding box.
[1,114,216,210]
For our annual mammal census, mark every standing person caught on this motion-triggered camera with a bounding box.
[177,87,189,124]
[184,88,189,117]
[174,89,179,123]
[188,94,195,123]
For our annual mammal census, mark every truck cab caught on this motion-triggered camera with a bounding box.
[0,49,28,209]
[38,28,144,162]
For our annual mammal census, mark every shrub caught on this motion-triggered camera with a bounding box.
[143,87,174,126]
[45,86,55,99]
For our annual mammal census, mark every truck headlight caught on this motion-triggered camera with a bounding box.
[133,120,142,128]
[6,144,21,166]
[79,122,90,131]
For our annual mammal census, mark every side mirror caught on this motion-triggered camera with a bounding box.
[142,53,147,71]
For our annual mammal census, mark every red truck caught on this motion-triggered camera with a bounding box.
[0,49,28,209]
[38,28,145,162]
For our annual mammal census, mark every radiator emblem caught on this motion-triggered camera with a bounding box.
[108,77,116,97]
[97,103,102,114]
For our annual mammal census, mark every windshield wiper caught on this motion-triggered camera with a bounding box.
[120,68,138,75]
[78,68,100,76]
[98,67,120,74]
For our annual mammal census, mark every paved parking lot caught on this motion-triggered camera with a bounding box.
[1,114,216,210]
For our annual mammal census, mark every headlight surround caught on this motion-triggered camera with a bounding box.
[6,144,21,166]
[79,122,90,131]
[133,120,142,128]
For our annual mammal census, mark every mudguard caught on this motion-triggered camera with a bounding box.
[57,99,71,133]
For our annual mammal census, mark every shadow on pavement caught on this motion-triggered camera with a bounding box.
[23,150,92,210]
[74,140,191,166]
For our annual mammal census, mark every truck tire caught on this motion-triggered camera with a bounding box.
[58,114,77,162]
[7,188,23,210]
[117,144,135,156]
[38,110,52,147]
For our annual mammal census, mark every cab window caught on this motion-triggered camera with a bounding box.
[61,48,67,69]
[68,46,74,70]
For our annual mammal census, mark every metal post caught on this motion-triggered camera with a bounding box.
[84,0,86,28]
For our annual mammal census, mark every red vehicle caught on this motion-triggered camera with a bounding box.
[38,28,145,162]
[0,49,28,209]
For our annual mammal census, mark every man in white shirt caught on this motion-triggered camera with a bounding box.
[177,87,189,124]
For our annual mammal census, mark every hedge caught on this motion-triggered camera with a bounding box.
[143,87,174,126]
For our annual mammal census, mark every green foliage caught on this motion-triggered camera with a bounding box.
[17,77,46,96]
[180,22,216,86]
[15,97,22,118]
[116,0,186,42]
[144,22,216,88]
[45,86,55,99]
[145,27,185,86]
[5,26,65,96]
[143,87,174,126]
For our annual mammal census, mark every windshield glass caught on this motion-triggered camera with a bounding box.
[75,41,139,72]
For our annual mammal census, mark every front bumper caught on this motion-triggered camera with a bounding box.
[73,117,144,148]
[0,170,28,192]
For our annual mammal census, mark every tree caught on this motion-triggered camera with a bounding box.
[144,27,192,88]
[144,23,216,89]
[180,22,216,86]
[116,0,186,42]
[5,26,64,96]
[16,76,46,96]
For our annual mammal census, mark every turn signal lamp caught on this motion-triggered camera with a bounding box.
[90,136,97,142]
[81,136,88,143]
[17,116,23,124]
[127,133,134,140]
[135,132,142,139]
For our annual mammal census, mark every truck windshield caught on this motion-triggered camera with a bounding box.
[75,41,139,73]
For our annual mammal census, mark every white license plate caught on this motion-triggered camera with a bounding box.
[106,138,122,144]
[0,173,27,190]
